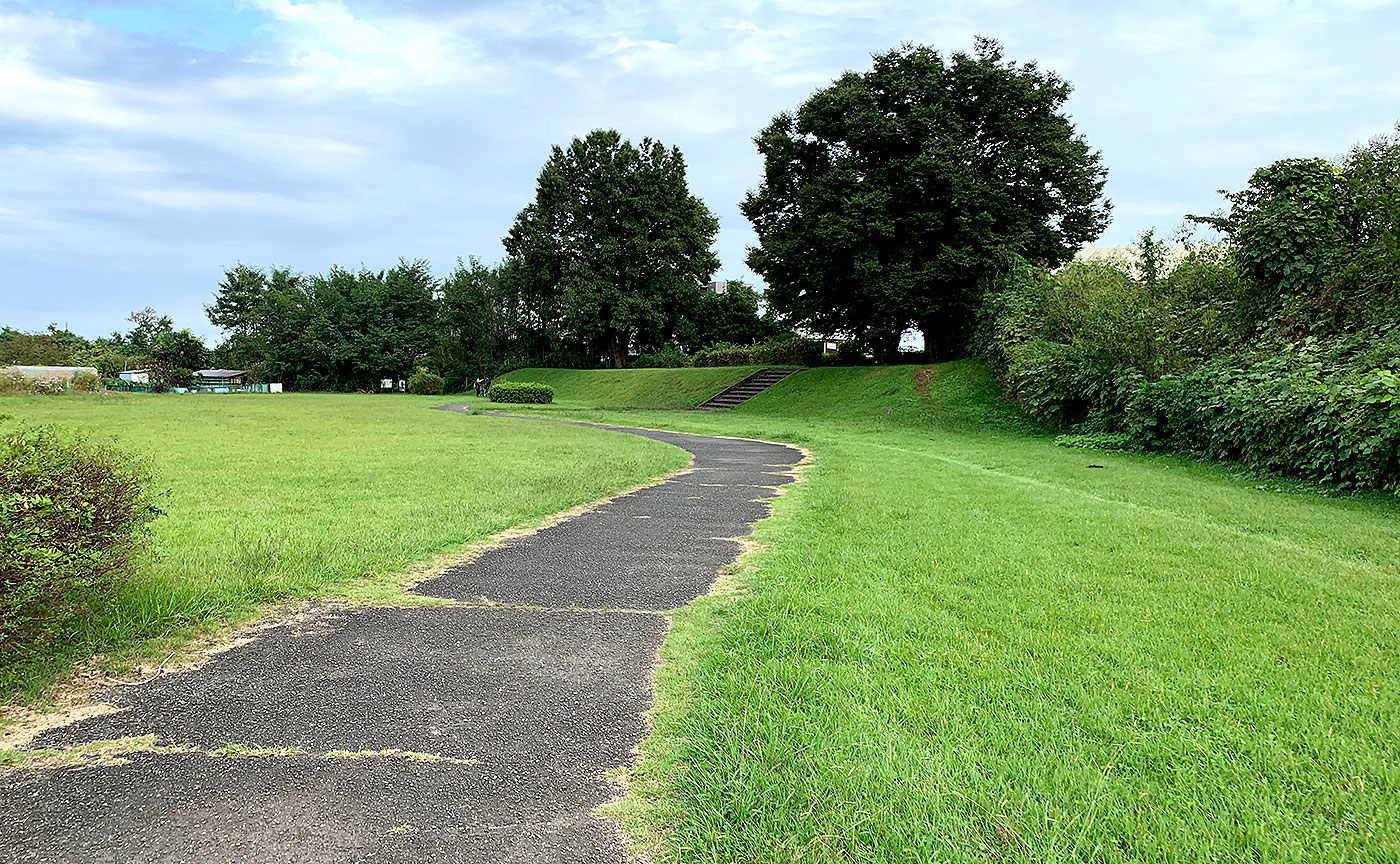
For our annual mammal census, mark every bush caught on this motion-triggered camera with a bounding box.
[406,370,445,395]
[1122,343,1400,491]
[0,370,31,395]
[631,345,691,368]
[489,381,554,403]
[761,335,819,366]
[1,426,161,660]
[69,371,101,392]
[695,343,759,367]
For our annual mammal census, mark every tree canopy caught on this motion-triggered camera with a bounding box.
[505,129,720,367]
[741,39,1111,360]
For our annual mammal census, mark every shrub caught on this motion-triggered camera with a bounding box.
[631,345,690,368]
[489,381,554,403]
[406,370,444,395]
[761,335,819,366]
[69,371,101,392]
[696,343,759,367]
[1,426,161,660]
[0,371,31,395]
[1122,343,1400,491]
[31,377,67,396]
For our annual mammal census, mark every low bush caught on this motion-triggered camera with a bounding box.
[0,371,31,395]
[695,343,759,367]
[406,370,444,395]
[761,335,820,367]
[1123,341,1400,491]
[1,425,161,661]
[69,371,102,392]
[693,337,818,368]
[489,381,554,403]
[631,345,690,368]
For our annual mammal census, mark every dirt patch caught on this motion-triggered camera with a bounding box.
[914,366,937,397]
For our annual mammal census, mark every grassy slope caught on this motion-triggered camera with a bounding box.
[496,366,757,409]
[524,364,1400,862]
[0,393,686,697]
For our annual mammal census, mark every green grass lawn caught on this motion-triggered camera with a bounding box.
[512,364,1400,862]
[496,366,757,409]
[0,392,687,698]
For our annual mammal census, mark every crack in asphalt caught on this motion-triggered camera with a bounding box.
[2,413,805,864]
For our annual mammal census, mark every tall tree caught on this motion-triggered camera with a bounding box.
[123,308,174,355]
[505,129,720,367]
[742,39,1111,360]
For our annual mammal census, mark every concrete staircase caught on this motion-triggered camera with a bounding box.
[699,367,804,410]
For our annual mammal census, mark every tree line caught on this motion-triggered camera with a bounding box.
[8,39,1124,383]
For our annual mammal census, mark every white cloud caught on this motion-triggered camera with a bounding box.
[1,0,1398,335]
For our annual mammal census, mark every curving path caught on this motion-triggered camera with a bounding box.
[1,415,803,864]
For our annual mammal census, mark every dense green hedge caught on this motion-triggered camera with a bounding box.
[1124,346,1400,490]
[489,381,554,403]
[1,425,160,661]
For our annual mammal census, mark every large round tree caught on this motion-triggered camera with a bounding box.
[742,38,1111,361]
[505,129,720,368]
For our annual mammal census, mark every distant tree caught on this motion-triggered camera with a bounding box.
[150,329,207,383]
[252,260,437,390]
[505,129,720,367]
[207,264,275,370]
[207,264,269,338]
[123,308,174,355]
[437,257,506,383]
[742,39,1111,361]
[677,282,783,352]
[0,325,91,366]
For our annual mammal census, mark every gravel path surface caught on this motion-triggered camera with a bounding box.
[1,414,802,864]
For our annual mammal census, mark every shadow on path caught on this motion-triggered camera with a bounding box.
[2,411,803,864]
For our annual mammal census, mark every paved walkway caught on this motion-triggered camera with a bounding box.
[2,416,802,864]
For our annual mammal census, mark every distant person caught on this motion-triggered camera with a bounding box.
[472,377,483,396]
[483,376,492,396]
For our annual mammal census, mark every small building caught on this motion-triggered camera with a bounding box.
[5,365,99,379]
[194,369,248,387]
[118,369,149,384]
[4,365,99,379]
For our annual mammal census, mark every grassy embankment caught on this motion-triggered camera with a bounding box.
[508,364,1400,862]
[496,365,757,409]
[0,393,688,698]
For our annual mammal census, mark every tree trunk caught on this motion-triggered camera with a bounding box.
[609,331,628,369]
[919,317,940,363]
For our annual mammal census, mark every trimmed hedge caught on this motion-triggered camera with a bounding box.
[489,382,554,404]
[1,425,160,661]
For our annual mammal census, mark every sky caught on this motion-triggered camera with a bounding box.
[1,0,1397,341]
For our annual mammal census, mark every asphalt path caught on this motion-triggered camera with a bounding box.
[1,413,802,864]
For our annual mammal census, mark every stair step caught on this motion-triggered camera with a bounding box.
[699,366,807,410]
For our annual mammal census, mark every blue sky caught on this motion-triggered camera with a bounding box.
[2,0,1397,340]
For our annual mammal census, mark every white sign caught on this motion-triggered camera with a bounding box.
[269,383,283,393]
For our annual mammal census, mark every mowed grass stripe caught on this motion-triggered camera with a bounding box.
[1,393,688,697]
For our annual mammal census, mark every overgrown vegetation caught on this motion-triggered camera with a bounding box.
[1,424,160,666]
[984,126,1400,493]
